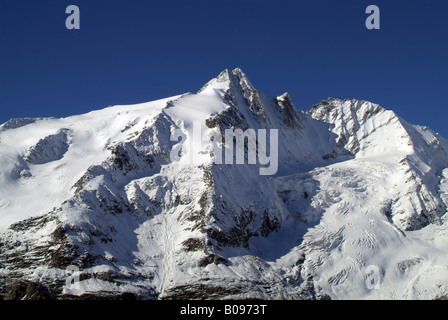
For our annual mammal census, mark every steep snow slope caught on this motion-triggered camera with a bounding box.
[309,99,448,230]
[0,68,447,300]
[0,96,178,231]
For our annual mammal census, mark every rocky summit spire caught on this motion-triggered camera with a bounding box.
[197,68,256,97]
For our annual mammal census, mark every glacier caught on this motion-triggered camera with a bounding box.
[0,68,448,300]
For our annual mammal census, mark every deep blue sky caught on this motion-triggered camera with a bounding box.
[1,0,447,137]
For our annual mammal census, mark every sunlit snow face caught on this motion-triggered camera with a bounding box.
[170,120,278,175]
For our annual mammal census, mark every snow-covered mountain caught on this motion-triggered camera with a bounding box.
[1,68,448,300]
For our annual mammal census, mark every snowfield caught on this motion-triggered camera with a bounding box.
[0,68,448,300]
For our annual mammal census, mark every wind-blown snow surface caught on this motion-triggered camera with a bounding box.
[1,68,448,300]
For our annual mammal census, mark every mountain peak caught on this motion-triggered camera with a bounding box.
[197,68,256,96]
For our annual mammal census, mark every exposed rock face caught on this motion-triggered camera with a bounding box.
[23,129,70,164]
[1,68,448,300]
